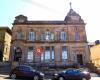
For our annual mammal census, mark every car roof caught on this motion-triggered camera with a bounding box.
[16,65,32,68]
[64,68,81,71]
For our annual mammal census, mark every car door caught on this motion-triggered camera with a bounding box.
[22,66,34,78]
[15,66,24,77]
[65,69,75,79]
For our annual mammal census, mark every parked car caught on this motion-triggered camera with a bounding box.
[9,65,44,80]
[53,68,91,80]
[96,68,100,74]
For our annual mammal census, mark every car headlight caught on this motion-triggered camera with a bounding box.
[54,73,58,76]
[40,72,44,76]
[82,71,89,74]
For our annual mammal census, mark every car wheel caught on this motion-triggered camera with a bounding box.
[34,75,39,80]
[10,74,16,79]
[58,76,65,80]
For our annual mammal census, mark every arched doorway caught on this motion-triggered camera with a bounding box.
[77,54,83,65]
[14,47,22,61]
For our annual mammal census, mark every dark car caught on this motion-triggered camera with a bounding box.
[9,65,44,80]
[96,68,100,74]
[53,68,91,80]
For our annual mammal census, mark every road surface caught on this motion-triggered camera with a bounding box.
[0,73,100,80]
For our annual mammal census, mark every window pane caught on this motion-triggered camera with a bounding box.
[45,47,50,61]
[51,33,54,40]
[29,32,35,41]
[45,32,51,40]
[27,47,33,62]
[27,51,33,62]
[41,31,54,41]
[60,31,66,41]
[62,46,68,61]
[41,47,44,61]
[75,32,80,40]
[17,31,23,39]
[41,53,44,61]
[51,46,54,61]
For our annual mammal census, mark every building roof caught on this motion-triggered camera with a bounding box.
[0,27,12,35]
[13,4,85,25]
[64,9,84,24]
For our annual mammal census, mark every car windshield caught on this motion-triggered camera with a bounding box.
[65,69,81,74]
[17,65,35,71]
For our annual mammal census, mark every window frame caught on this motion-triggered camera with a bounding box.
[62,46,68,61]
[60,31,67,41]
[16,31,23,39]
[28,31,35,41]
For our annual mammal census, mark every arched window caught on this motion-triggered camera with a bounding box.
[14,47,22,61]
[60,31,67,41]
[28,31,35,41]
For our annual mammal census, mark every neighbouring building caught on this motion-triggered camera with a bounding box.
[0,27,12,61]
[11,5,90,66]
[90,40,100,67]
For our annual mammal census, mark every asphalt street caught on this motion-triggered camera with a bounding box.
[0,73,100,80]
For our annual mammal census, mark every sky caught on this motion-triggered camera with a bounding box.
[0,0,100,42]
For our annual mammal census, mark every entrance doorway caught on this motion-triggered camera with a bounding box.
[77,54,83,65]
[14,47,22,61]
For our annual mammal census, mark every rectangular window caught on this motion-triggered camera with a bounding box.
[28,32,35,41]
[41,46,54,62]
[41,46,44,61]
[41,33,45,41]
[41,32,54,41]
[41,53,44,61]
[62,46,68,61]
[17,31,23,39]
[75,32,80,40]
[45,47,50,62]
[51,46,55,61]
[27,47,33,62]
[60,31,67,41]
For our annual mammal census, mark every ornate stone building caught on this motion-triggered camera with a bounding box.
[11,7,90,66]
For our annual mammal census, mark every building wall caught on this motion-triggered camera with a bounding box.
[3,32,11,61]
[0,30,5,51]
[11,9,90,66]
[11,24,89,65]
[0,27,11,61]
[90,44,100,67]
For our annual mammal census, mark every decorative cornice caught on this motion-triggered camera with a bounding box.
[11,39,88,43]
[12,20,85,25]
[13,21,66,25]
